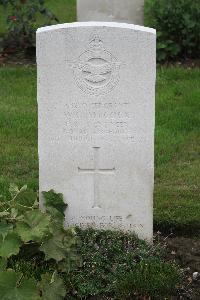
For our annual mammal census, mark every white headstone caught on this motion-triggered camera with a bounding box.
[37,22,156,242]
[77,0,144,25]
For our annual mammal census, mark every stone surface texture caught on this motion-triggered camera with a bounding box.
[37,22,156,242]
[77,0,144,25]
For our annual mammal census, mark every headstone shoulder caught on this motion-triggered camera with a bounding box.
[36,22,156,35]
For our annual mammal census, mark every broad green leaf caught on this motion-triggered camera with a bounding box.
[46,207,64,224]
[11,208,18,219]
[0,221,13,240]
[43,207,65,233]
[40,228,78,262]
[42,190,67,216]
[57,259,70,273]
[15,190,37,210]
[9,184,27,198]
[0,212,10,218]
[16,210,51,243]
[57,255,81,274]
[40,230,68,262]
[0,270,39,300]
[9,183,20,198]
[38,272,66,300]
[62,228,79,251]
[0,232,21,258]
[0,257,7,271]
[19,185,28,193]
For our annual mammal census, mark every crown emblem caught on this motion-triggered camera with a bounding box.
[89,34,103,51]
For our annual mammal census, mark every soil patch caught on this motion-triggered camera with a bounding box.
[165,236,200,299]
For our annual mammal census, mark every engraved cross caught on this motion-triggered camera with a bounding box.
[78,147,115,209]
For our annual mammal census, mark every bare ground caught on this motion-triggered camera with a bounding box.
[165,236,200,299]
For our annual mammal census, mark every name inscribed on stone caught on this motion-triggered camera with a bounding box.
[64,101,135,143]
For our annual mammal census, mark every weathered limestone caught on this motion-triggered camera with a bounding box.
[77,0,144,25]
[37,22,156,242]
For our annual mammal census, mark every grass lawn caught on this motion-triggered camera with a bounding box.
[0,65,199,235]
[154,67,200,233]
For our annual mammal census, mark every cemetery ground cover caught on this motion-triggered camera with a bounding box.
[0,65,199,236]
[0,1,200,299]
[0,64,200,298]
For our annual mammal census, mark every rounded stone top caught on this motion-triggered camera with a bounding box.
[37,21,156,35]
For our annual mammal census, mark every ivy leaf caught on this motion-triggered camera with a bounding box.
[0,221,13,240]
[42,190,67,217]
[38,272,66,300]
[0,232,21,258]
[16,210,51,243]
[0,270,39,300]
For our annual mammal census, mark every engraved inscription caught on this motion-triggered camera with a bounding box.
[78,147,115,209]
[71,34,121,96]
[66,215,139,231]
[64,101,135,143]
